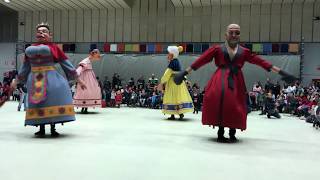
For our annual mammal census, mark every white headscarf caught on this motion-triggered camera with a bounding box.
[167,46,179,58]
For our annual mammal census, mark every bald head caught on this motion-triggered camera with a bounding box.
[225,24,241,48]
[226,24,240,32]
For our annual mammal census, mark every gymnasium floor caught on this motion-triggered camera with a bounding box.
[0,101,319,180]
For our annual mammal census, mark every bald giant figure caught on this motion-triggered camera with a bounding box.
[174,24,297,143]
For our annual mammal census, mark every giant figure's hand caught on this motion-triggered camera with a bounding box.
[279,70,299,84]
[79,82,87,90]
[173,70,188,85]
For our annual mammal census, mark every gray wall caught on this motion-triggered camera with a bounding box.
[302,43,320,86]
[0,43,16,81]
[0,12,18,42]
[17,53,299,91]
[17,0,320,43]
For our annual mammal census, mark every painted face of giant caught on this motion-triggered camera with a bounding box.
[167,53,174,62]
[225,24,240,46]
[90,50,101,61]
[36,26,51,43]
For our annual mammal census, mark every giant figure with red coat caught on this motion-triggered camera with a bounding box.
[174,24,298,143]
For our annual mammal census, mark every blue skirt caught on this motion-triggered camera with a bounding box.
[25,70,75,126]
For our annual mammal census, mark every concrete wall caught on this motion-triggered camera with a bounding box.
[0,43,16,81]
[0,11,18,42]
[302,43,320,86]
[17,53,300,91]
[16,0,320,43]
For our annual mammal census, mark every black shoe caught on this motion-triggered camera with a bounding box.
[35,125,45,136]
[34,130,45,136]
[217,136,229,143]
[168,115,175,120]
[50,125,60,137]
[179,114,184,120]
[51,130,60,137]
[229,136,238,143]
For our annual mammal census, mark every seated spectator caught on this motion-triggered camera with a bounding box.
[265,90,281,119]
[148,74,158,91]
[128,77,135,88]
[110,89,116,107]
[137,76,145,90]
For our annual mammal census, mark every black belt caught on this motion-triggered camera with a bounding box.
[220,64,239,90]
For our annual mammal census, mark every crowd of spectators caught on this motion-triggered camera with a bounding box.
[248,78,320,127]
[96,73,203,112]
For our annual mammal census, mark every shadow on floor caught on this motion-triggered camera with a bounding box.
[75,112,100,115]
[163,118,194,122]
[32,134,75,139]
[207,137,244,144]
[11,132,77,140]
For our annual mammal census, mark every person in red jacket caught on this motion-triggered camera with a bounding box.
[0,83,12,107]
[174,24,297,143]
[115,90,122,108]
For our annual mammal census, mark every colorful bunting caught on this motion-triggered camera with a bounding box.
[272,44,279,52]
[46,42,301,55]
[252,43,262,52]
[140,44,146,52]
[263,43,272,54]
[194,44,202,53]
[70,44,76,52]
[202,44,210,52]
[186,44,193,53]
[132,44,140,52]
[280,44,289,53]
[288,43,299,53]
[103,43,110,52]
[155,44,163,53]
[117,43,125,52]
[125,44,133,52]
[147,44,155,53]
[110,44,117,52]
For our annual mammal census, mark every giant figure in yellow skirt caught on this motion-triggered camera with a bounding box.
[158,46,193,120]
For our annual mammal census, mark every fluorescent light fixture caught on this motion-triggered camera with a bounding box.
[4,0,11,3]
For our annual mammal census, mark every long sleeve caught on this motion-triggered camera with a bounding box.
[59,59,78,81]
[191,45,218,70]
[161,68,173,84]
[76,59,90,76]
[17,60,31,84]
[76,65,84,76]
[245,51,273,71]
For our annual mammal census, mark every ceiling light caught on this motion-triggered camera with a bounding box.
[4,0,10,3]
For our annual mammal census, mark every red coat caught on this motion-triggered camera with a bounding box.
[115,94,122,104]
[191,44,272,130]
